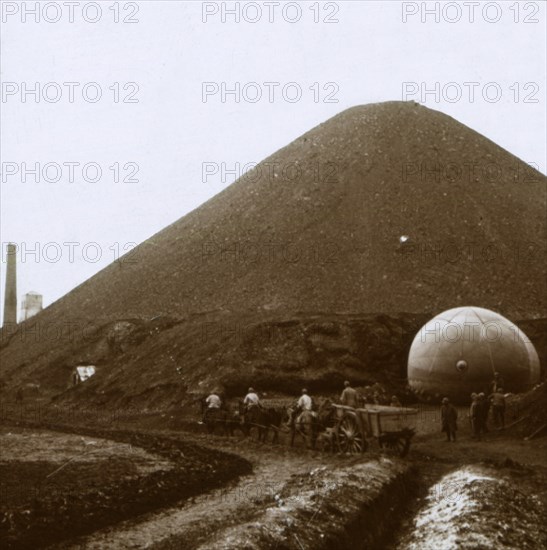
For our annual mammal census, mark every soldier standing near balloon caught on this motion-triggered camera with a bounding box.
[440,397,458,442]
[490,388,506,429]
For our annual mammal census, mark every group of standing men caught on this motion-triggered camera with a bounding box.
[470,372,507,439]
[440,372,507,442]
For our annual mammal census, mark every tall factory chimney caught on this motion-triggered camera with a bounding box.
[3,243,17,326]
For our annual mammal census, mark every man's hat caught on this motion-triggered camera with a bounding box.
[302,388,308,393]
[344,380,350,386]
[442,397,449,404]
[248,387,255,393]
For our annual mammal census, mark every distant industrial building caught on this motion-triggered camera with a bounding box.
[20,291,43,321]
[2,243,17,326]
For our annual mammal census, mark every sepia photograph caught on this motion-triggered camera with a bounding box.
[0,1,546,548]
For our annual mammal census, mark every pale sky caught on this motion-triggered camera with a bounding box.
[1,0,546,324]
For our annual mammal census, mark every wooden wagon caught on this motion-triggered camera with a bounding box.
[333,404,418,457]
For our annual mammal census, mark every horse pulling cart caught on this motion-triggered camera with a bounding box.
[333,404,418,457]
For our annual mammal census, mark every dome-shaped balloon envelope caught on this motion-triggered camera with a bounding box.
[407,306,541,403]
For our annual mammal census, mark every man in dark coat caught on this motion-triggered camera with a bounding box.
[478,393,489,434]
[440,397,458,441]
[469,393,478,437]
[469,393,488,441]
[490,388,506,429]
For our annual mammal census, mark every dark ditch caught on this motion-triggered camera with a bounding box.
[222,462,546,550]
[154,457,424,550]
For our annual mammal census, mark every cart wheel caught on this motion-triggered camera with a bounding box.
[337,415,366,454]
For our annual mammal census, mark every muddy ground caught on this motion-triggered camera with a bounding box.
[0,425,250,549]
[1,402,546,549]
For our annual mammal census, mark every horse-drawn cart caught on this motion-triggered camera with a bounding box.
[333,404,418,457]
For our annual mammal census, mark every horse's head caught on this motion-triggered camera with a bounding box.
[319,398,333,410]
